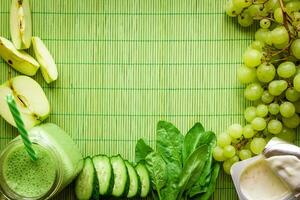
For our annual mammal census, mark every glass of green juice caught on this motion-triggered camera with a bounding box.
[0,123,84,200]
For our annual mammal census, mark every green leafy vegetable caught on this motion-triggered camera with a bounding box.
[156,121,184,200]
[135,139,153,162]
[177,145,209,200]
[192,163,220,200]
[182,123,205,162]
[136,121,220,200]
[145,152,168,198]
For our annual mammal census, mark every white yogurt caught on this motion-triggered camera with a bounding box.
[238,158,292,200]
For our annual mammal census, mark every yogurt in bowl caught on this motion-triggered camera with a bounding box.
[231,138,300,200]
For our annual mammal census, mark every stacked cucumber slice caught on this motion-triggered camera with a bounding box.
[75,155,150,200]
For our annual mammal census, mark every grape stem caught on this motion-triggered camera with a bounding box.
[234,138,249,151]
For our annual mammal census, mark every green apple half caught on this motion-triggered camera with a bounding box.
[10,0,32,49]
[0,76,50,129]
[0,36,39,76]
[32,37,58,83]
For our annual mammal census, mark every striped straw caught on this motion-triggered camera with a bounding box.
[6,94,37,161]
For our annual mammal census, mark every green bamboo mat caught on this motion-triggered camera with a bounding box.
[0,0,259,199]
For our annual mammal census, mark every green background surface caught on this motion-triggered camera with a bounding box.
[0,0,259,199]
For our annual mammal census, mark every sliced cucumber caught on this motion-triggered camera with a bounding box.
[111,155,129,197]
[93,155,113,196]
[135,163,150,198]
[125,161,140,198]
[75,157,96,200]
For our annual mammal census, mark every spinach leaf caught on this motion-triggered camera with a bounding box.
[156,121,183,180]
[156,121,184,199]
[177,145,209,200]
[145,152,168,196]
[193,163,220,200]
[135,138,153,162]
[197,131,216,185]
[188,131,217,197]
[182,123,205,162]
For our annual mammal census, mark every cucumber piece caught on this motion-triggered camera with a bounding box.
[125,161,140,198]
[111,155,129,197]
[135,163,150,198]
[93,155,113,196]
[75,157,96,200]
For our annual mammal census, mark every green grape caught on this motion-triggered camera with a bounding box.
[271,26,289,45]
[260,19,271,29]
[296,67,300,75]
[293,74,300,92]
[243,124,256,138]
[268,80,288,96]
[217,132,232,147]
[286,1,300,15]
[228,123,243,139]
[231,138,241,144]
[256,63,275,83]
[264,31,273,46]
[237,65,256,84]
[274,7,283,23]
[261,90,274,104]
[245,83,264,101]
[277,127,296,142]
[233,0,252,8]
[244,106,257,122]
[223,145,236,158]
[243,48,263,68]
[251,40,265,51]
[280,101,295,118]
[282,114,300,128]
[256,104,269,117]
[269,103,280,115]
[286,88,300,102]
[277,61,296,78]
[238,12,254,27]
[255,28,268,42]
[239,149,252,160]
[294,101,300,113]
[229,155,239,164]
[267,119,282,134]
[264,132,274,143]
[244,140,251,150]
[251,117,267,131]
[213,146,226,161]
[291,39,300,59]
[223,160,233,175]
[246,4,267,17]
[263,0,280,12]
[250,138,266,154]
[225,0,243,17]
[274,39,289,50]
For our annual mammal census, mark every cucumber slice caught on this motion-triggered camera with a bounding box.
[125,161,140,198]
[75,157,96,200]
[135,163,150,198]
[93,155,113,196]
[111,155,129,197]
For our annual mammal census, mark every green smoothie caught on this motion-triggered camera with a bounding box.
[0,123,84,199]
[2,145,57,197]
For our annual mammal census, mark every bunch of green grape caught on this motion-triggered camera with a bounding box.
[215,0,300,174]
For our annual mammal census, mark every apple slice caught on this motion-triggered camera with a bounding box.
[0,76,50,129]
[10,0,32,49]
[32,37,58,83]
[0,36,39,76]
